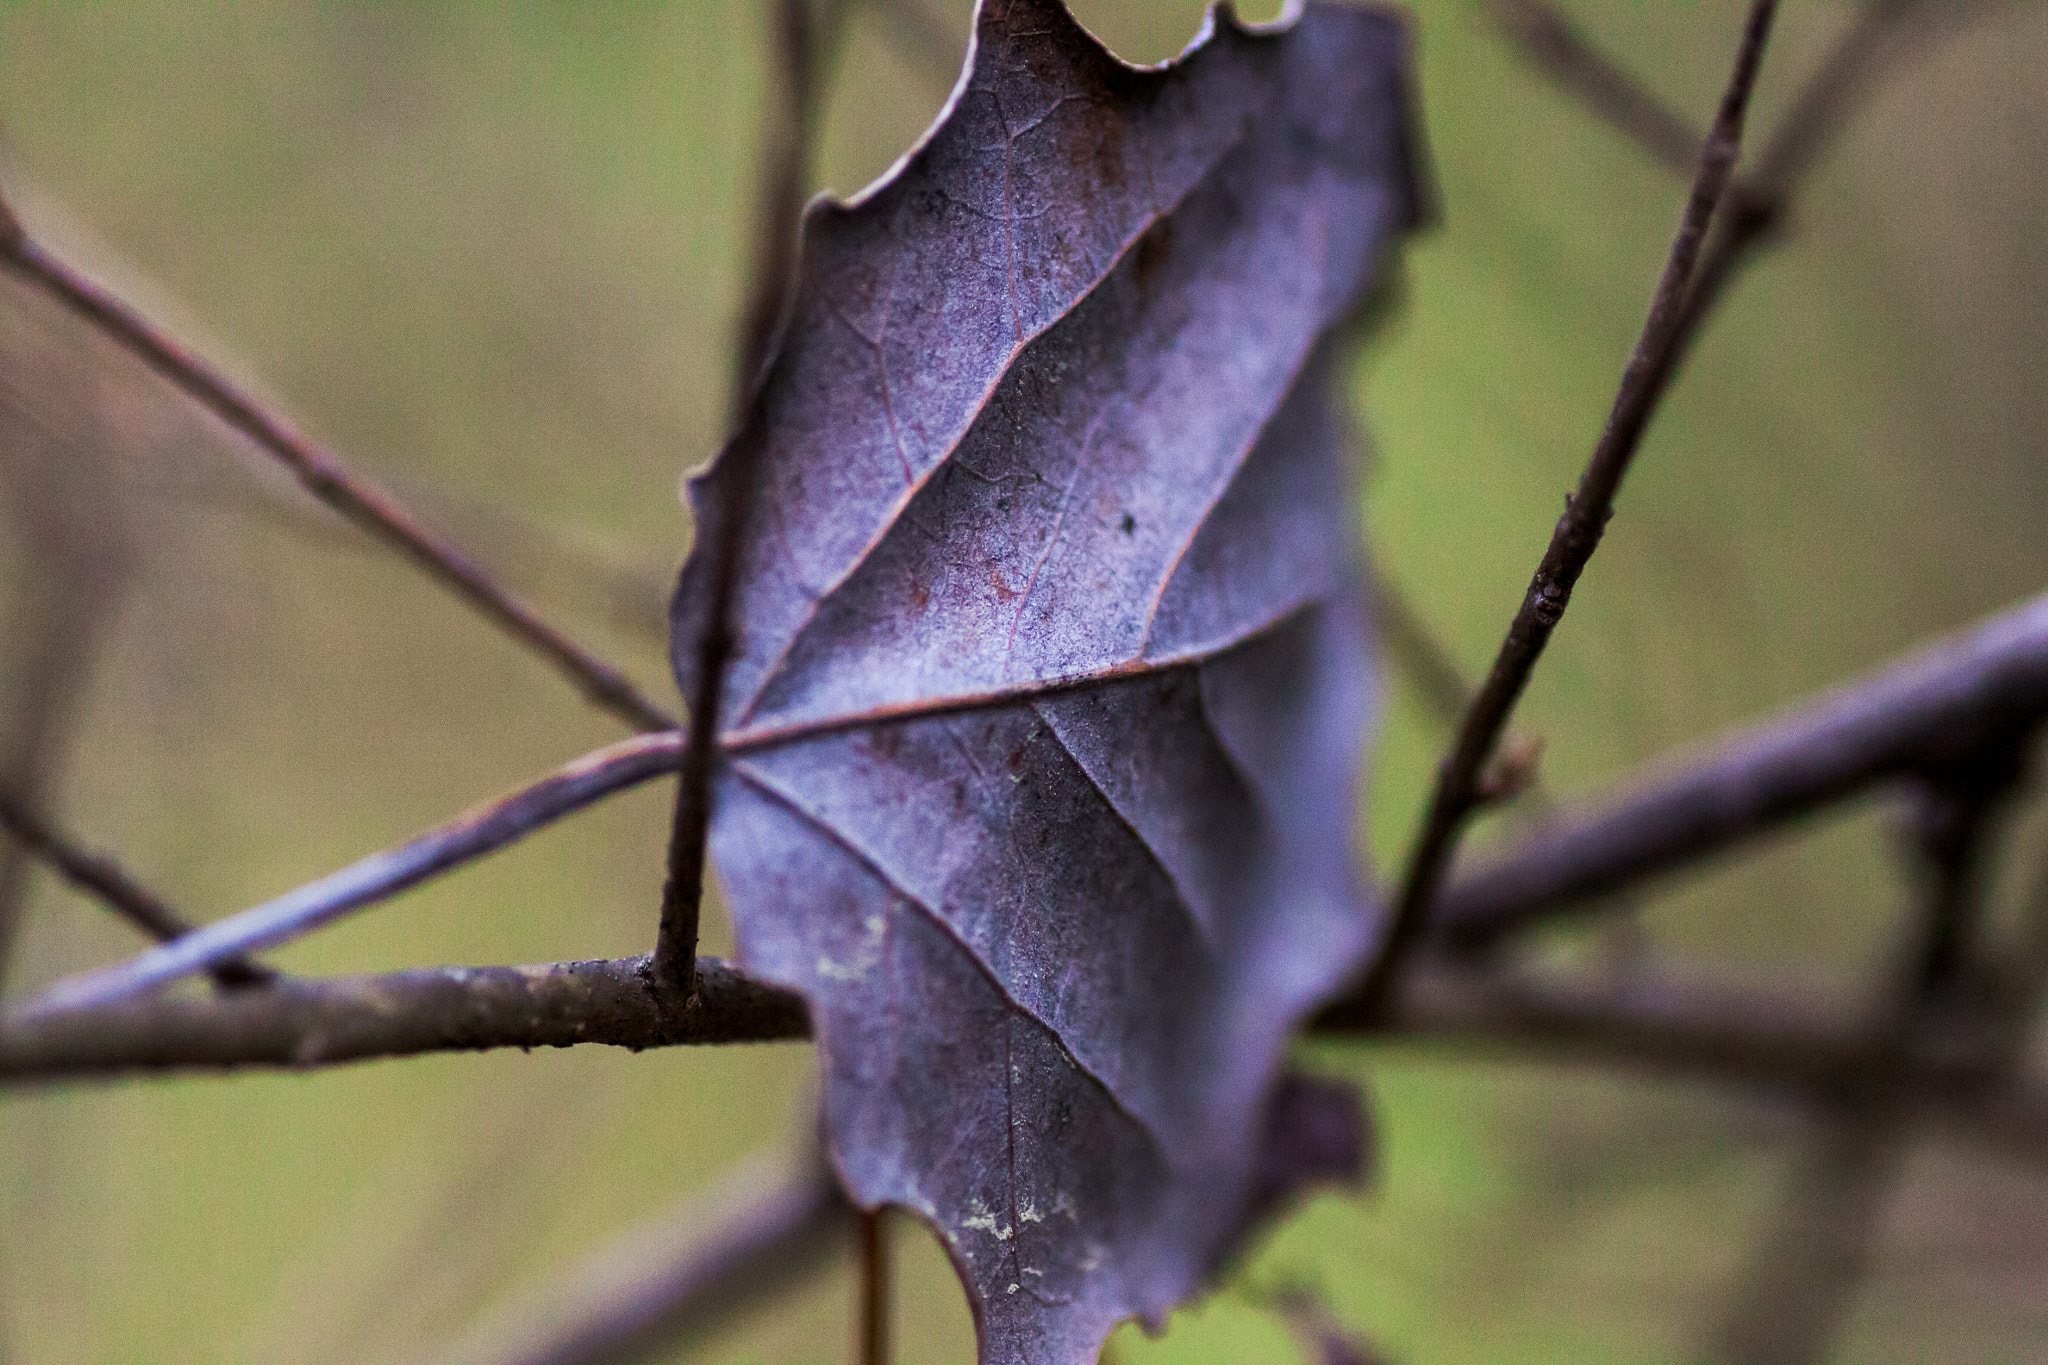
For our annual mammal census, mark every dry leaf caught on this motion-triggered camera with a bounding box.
[672,2,1424,1358]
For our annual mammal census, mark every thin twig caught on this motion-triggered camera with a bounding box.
[13,580,2048,1077]
[1484,0,1704,176]
[0,197,674,735]
[0,793,271,988]
[1245,1283,1387,1365]
[0,954,804,1081]
[1369,561,1554,814]
[655,0,848,988]
[1366,559,1480,732]
[1322,957,2048,1169]
[1701,724,2024,1365]
[1988,837,2048,1074]
[1901,746,2030,996]
[14,935,2048,1172]
[1354,0,1780,1011]
[15,731,686,1015]
[168,461,678,647]
[1458,0,2011,959]
[1489,0,1977,220]
[422,1147,848,1365]
[1747,0,1932,196]
[732,0,849,419]
[1336,957,1866,1089]
[0,333,135,983]
[1653,1,1998,380]
[0,576,107,984]
[1700,1101,1910,1365]
[857,1209,889,1365]
[1425,589,2048,955]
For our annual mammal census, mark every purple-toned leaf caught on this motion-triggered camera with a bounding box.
[673,2,1424,1359]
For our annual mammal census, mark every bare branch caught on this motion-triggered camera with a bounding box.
[0,198,675,735]
[1700,1103,1910,1365]
[1490,0,2005,482]
[1248,1283,1388,1365]
[9,594,2040,1134]
[0,580,108,984]
[1900,750,2029,997]
[1700,720,2024,1365]
[1665,0,2001,373]
[1368,562,1559,827]
[16,731,686,1014]
[857,1209,889,1365]
[0,338,134,982]
[1323,958,2048,1168]
[0,793,271,988]
[1483,0,1705,176]
[732,0,852,415]
[1988,837,2048,1072]
[1356,0,1781,1010]
[0,954,804,1082]
[656,0,851,987]
[1384,0,2039,970]
[1490,1,1987,211]
[1748,0,1949,197]
[1344,958,1873,1091]
[1430,590,2048,954]
[426,1147,848,1365]
[168,462,680,650]
[15,925,2046,1174]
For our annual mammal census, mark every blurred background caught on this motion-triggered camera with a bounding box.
[1,1,2044,1360]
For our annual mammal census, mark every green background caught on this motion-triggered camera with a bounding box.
[1,2,2044,1360]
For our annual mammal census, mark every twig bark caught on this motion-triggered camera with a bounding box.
[732,0,848,417]
[0,793,271,988]
[16,731,686,1014]
[0,954,804,1081]
[11,579,2047,1091]
[655,0,849,988]
[14,938,2048,1172]
[1746,0,1952,198]
[0,196,675,736]
[1368,560,1554,814]
[1429,590,2048,954]
[1901,746,2030,996]
[1614,1,1996,383]
[1324,957,2048,1169]
[857,1209,889,1365]
[1355,0,1781,1011]
[1488,0,1981,227]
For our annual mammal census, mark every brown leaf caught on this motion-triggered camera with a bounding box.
[672,3,1425,1359]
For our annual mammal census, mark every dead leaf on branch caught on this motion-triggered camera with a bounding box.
[671,2,1425,1360]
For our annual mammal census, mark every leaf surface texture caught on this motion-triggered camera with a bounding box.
[673,3,1424,1357]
